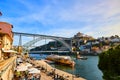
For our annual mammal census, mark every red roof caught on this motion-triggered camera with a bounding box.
[0,22,13,41]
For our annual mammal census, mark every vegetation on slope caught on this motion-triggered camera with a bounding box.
[98,45,120,80]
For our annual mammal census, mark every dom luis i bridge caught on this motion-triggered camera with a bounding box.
[13,32,73,53]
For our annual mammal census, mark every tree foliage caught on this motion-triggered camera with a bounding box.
[98,45,120,80]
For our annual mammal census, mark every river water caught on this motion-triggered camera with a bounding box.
[29,54,103,80]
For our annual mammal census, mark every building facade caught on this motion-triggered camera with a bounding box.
[0,22,16,80]
[0,22,13,60]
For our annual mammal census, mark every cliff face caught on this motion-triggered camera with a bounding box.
[98,45,120,80]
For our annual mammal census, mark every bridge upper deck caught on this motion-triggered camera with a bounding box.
[13,32,71,40]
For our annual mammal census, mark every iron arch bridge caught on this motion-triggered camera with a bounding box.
[13,32,72,52]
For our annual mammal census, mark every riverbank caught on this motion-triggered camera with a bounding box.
[30,59,85,80]
[30,54,103,80]
[15,54,85,80]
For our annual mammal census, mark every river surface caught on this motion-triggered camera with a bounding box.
[29,54,103,80]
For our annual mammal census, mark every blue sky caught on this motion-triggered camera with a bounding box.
[0,0,120,38]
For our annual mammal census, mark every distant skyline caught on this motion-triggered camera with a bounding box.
[0,0,120,38]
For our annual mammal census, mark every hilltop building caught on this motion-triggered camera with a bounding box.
[72,32,94,51]
[72,32,94,46]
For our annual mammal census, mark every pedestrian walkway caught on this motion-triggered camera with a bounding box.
[32,60,85,80]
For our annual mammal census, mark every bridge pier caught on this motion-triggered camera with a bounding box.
[18,34,22,46]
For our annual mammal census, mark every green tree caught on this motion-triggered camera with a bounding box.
[98,45,120,80]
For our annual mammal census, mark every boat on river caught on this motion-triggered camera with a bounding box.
[46,54,75,67]
[77,54,88,60]
[77,56,88,60]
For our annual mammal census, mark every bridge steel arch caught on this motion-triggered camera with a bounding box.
[23,37,72,51]
[13,32,72,51]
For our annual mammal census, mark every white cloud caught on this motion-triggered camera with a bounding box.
[1,0,120,39]
[99,23,120,37]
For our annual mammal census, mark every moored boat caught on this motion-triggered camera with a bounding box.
[44,60,55,64]
[77,54,88,60]
[46,54,75,67]
[77,56,88,60]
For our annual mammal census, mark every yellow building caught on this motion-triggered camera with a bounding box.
[0,22,17,80]
[0,22,14,60]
